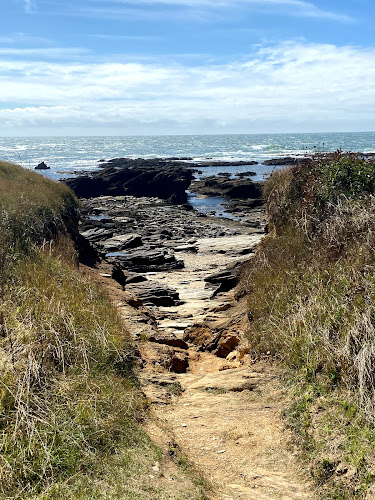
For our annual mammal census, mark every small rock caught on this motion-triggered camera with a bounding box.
[35,161,50,170]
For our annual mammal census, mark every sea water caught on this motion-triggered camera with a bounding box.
[1,132,375,218]
[1,132,375,181]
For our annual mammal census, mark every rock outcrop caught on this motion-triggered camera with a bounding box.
[35,161,50,170]
[64,159,194,204]
[191,176,263,199]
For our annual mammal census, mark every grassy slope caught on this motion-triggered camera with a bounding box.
[240,153,375,498]
[0,163,205,499]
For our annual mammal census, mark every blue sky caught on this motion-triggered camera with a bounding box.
[1,0,375,135]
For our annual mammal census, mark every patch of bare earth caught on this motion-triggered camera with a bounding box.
[159,355,313,499]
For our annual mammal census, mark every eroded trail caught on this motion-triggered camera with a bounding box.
[81,197,314,499]
[159,355,312,499]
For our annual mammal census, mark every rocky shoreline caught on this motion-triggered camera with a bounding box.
[67,157,267,376]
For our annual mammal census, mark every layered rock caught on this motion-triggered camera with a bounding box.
[107,249,184,273]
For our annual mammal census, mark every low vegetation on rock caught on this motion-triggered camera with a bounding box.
[240,152,375,498]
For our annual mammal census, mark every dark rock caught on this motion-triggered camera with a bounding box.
[125,272,148,284]
[35,161,50,170]
[80,227,114,242]
[194,160,258,167]
[107,249,184,273]
[234,171,256,177]
[262,157,298,166]
[101,233,143,252]
[191,176,263,199]
[205,263,241,297]
[64,158,193,204]
[111,265,127,289]
[126,281,181,307]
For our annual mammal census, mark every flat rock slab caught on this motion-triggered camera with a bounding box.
[101,233,143,252]
[107,249,184,273]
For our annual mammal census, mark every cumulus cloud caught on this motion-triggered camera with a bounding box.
[1,41,374,133]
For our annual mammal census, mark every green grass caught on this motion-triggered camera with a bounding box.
[240,153,375,497]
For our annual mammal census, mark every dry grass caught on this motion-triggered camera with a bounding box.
[0,163,148,499]
[240,154,375,497]
[0,162,209,499]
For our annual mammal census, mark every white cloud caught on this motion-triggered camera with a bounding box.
[24,0,37,13]
[0,47,89,58]
[1,41,374,134]
[83,0,354,22]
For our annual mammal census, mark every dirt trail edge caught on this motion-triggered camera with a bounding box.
[82,199,314,499]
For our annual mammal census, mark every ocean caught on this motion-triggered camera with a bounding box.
[1,132,375,183]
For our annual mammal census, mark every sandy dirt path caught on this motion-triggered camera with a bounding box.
[82,204,314,499]
[158,353,313,499]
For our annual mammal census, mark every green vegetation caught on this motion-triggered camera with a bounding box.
[240,152,375,497]
[0,162,205,499]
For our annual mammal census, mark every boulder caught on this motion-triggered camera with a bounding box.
[183,324,216,346]
[234,171,256,177]
[142,343,189,373]
[191,176,263,199]
[35,161,50,170]
[80,227,114,242]
[205,264,241,297]
[126,281,181,307]
[262,157,298,166]
[213,332,241,358]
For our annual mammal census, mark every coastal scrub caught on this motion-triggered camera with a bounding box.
[241,152,375,497]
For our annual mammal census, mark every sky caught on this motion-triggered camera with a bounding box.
[1,0,375,135]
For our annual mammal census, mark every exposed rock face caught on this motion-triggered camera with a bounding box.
[213,332,241,357]
[141,343,189,373]
[191,176,263,199]
[205,262,241,297]
[193,160,258,167]
[64,159,194,204]
[234,171,257,177]
[100,233,142,252]
[183,324,215,346]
